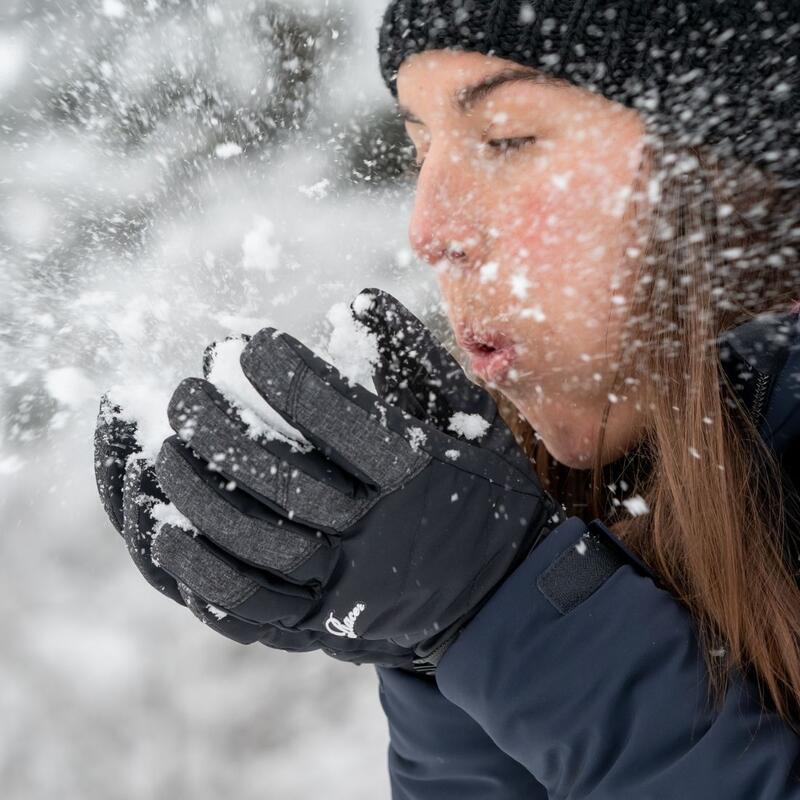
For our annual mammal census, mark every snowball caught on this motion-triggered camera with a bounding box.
[448,412,491,441]
[205,337,312,451]
[241,216,281,278]
[321,302,379,390]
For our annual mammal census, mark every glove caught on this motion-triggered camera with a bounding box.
[149,289,565,672]
[93,341,418,664]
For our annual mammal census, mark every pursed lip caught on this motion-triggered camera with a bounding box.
[455,324,517,384]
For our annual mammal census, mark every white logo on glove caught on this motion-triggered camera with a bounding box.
[325,602,366,639]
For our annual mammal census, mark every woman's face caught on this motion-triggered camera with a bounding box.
[397,49,649,468]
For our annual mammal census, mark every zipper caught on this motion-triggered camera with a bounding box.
[750,369,772,422]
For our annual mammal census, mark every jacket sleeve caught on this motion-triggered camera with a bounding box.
[435,515,800,800]
[376,664,550,799]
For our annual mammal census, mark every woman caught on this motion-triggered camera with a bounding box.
[95,1,800,797]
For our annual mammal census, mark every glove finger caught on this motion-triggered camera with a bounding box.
[202,334,252,379]
[152,523,316,626]
[350,288,497,431]
[155,436,336,584]
[166,377,368,532]
[239,327,431,490]
[177,582,265,644]
[121,455,187,607]
[94,394,142,535]
[351,289,528,460]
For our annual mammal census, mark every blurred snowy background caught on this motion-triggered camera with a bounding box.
[0,1,443,797]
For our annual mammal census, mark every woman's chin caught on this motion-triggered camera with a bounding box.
[512,401,599,468]
[540,436,595,469]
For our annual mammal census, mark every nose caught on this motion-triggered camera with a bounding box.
[408,146,484,269]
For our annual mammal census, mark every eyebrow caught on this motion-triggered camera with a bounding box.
[397,67,561,124]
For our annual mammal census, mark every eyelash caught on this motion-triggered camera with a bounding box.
[412,136,537,169]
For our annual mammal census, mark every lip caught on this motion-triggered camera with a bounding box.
[456,325,517,384]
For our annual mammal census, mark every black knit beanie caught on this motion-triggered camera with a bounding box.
[377,0,800,189]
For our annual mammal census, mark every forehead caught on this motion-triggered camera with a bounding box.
[397,50,569,120]
[397,50,541,102]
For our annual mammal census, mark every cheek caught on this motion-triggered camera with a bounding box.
[508,150,633,290]
[509,191,618,306]
[501,178,630,366]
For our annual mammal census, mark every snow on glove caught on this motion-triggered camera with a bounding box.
[151,292,564,672]
[93,396,188,608]
[94,392,271,646]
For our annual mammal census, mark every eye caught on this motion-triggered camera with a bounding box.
[408,136,538,173]
[486,136,538,155]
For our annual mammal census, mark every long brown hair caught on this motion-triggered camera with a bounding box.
[472,130,800,727]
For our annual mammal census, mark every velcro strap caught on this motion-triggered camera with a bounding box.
[536,527,629,615]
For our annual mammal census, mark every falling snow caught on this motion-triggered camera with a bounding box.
[3,0,800,796]
[406,426,428,452]
[215,142,243,159]
[622,495,650,516]
[448,412,491,441]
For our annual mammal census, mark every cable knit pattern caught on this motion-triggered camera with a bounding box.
[377,0,800,187]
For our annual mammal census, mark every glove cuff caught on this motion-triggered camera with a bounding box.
[411,492,566,675]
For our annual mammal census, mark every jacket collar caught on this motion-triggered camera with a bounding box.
[717,309,800,457]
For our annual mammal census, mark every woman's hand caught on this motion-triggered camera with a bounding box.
[95,289,564,671]
[93,350,419,665]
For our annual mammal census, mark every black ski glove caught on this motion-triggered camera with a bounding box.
[93,343,421,665]
[149,289,564,673]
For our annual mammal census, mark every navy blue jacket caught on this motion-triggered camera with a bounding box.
[377,310,800,799]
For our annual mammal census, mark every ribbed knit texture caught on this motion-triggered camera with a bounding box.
[377,0,800,187]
